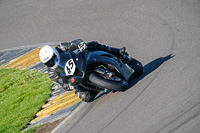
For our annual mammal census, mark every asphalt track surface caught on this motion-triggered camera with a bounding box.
[1,0,200,133]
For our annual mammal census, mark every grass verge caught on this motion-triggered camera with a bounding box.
[0,68,53,133]
[22,124,44,133]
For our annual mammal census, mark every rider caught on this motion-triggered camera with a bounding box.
[39,39,126,101]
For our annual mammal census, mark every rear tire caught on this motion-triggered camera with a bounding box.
[89,73,128,91]
[127,58,143,77]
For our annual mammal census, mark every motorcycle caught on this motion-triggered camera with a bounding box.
[55,48,143,102]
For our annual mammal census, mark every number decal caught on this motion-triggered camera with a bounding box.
[68,60,74,69]
[65,59,76,76]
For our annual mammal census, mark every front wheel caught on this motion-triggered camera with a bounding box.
[89,73,128,91]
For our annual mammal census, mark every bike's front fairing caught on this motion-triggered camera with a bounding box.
[55,50,134,81]
[55,50,89,77]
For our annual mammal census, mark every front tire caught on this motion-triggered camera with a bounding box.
[77,90,99,102]
[89,73,128,91]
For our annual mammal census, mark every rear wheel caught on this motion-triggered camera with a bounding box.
[127,58,143,77]
[89,72,128,91]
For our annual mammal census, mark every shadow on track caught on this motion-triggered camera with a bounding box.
[128,54,175,89]
[90,54,175,102]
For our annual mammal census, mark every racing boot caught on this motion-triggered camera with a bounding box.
[108,46,126,58]
[87,41,127,58]
[102,45,126,58]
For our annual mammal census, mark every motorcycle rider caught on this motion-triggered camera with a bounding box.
[39,39,126,102]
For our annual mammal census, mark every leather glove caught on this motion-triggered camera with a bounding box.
[59,42,71,52]
[78,42,87,52]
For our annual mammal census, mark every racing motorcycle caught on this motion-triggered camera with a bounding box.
[55,48,143,102]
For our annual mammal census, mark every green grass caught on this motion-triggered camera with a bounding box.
[0,68,53,133]
[22,124,44,133]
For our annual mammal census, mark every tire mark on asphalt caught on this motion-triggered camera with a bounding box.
[65,99,100,133]
[168,101,200,133]
[97,13,176,133]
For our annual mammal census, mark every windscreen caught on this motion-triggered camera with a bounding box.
[55,52,72,73]
[73,50,89,72]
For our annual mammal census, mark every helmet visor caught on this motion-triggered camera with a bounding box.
[44,54,56,67]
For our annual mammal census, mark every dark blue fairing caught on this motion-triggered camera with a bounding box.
[56,52,72,73]
[73,50,89,72]
[55,50,89,76]
[55,50,126,79]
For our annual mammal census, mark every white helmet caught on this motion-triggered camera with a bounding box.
[39,45,60,68]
